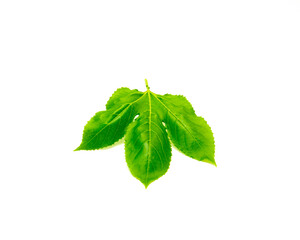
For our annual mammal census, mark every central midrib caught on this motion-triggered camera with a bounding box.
[145,90,152,185]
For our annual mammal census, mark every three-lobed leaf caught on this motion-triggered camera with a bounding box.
[75,81,215,187]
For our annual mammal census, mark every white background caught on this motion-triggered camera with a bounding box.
[1,1,300,239]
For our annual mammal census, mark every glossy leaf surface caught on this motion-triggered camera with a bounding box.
[75,80,215,187]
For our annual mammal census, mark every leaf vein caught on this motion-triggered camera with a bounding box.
[152,93,202,149]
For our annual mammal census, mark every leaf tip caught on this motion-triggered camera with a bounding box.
[140,179,152,189]
[201,158,217,167]
[74,146,81,151]
[210,158,217,167]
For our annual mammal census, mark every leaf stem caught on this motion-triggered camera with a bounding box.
[145,79,150,91]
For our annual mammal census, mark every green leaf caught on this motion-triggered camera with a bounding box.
[75,88,143,150]
[154,94,216,166]
[125,94,171,188]
[106,87,143,110]
[75,80,216,187]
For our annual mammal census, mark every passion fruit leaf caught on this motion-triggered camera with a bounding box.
[75,79,215,187]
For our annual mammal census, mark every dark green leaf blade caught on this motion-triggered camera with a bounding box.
[154,93,216,166]
[125,108,171,188]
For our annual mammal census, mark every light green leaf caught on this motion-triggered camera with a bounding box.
[125,94,171,188]
[154,93,215,166]
[106,87,143,110]
[75,88,143,150]
[75,79,216,187]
